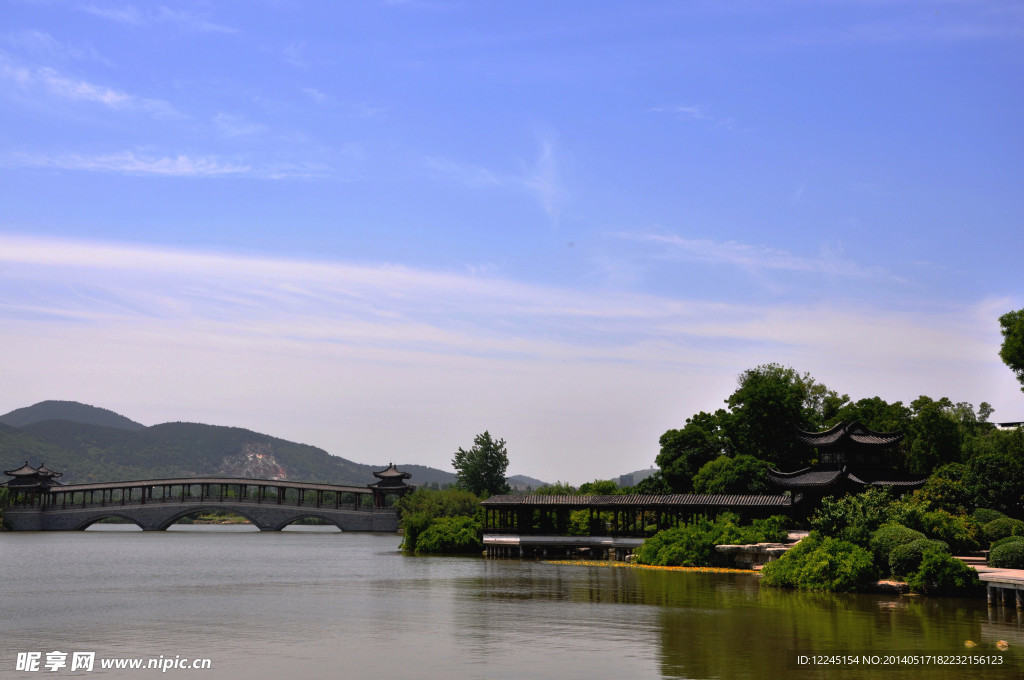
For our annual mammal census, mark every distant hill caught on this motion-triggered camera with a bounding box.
[0,400,557,491]
[0,400,461,487]
[508,474,549,490]
[0,401,145,431]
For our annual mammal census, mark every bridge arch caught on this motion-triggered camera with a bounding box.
[157,506,264,532]
[275,514,344,532]
[75,514,145,531]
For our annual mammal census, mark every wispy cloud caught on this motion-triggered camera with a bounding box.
[0,58,178,118]
[214,112,268,137]
[5,151,249,176]
[619,232,896,280]
[82,4,236,33]
[425,136,564,222]
[81,4,145,26]
[0,235,1012,481]
[3,30,111,65]
[649,104,736,130]
[156,6,237,34]
[522,135,562,224]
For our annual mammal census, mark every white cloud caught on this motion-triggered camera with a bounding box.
[5,151,249,176]
[214,112,269,137]
[0,59,178,118]
[522,136,562,223]
[0,235,1016,482]
[650,104,736,130]
[81,4,145,25]
[425,136,564,222]
[82,4,236,33]
[2,30,111,64]
[619,232,897,280]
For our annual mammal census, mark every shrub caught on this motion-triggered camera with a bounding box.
[971,508,1006,525]
[869,524,926,566]
[982,517,1024,545]
[989,542,1024,569]
[809,487,894,546]
[413,516,483,554]
[917,510,980,554]
[989,534,1024,551]
[889,538,949,579]
[635,513,788,567]
[761,532,877,592]
[907,546,982,595]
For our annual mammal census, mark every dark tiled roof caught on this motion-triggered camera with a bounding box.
[768,466,925,489]
[373,463,411,479]
[796,421,902,448]
[766,468,846,487]
[4,461,39,476]
[35,463,62,478]
[481,493,796,508]
[34,477,372,495]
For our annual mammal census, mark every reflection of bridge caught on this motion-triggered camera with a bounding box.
[3,468,413,531]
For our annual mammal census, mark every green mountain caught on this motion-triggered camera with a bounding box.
[0,401,456,488]
[0,400,145,431]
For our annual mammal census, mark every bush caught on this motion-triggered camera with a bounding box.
[907,546,982,595]
[916,510,980,554]
[397,488,482,551]
[982,517,1024,544]
[761,532,877,592]
[971,508,1006,525]
[413,516,483,554]
[889,538,949,579]
[989,541,1024,569]
[989,534,1024,551]
[869,524,926,566]
[635,513,789,567]
[809,487,894,546]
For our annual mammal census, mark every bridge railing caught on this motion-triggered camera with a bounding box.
[9,487,397,513]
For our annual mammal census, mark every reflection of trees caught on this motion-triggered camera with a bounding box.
[450,562,1021,680]
[645,572,1017,680]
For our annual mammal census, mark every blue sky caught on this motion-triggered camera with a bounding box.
[1,1,1022,484]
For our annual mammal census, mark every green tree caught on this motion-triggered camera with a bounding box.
[656,410,727,492]
[999,309,1024,392]
[725,364,838,469]
[691,455,770,494]
[452,431,510,497]
[905,397,962,474]
[833,396,910,435]
[578,479,621,495]
[533,481,577,495]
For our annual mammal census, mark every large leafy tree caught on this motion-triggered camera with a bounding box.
[999,309,1024,392]
[656,410,727,492]
[452,431,510,497]
[725,363,840,469]
[691,455,770,495]
[905,396,963,475]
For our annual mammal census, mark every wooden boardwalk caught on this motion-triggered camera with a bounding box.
[958,556,1024,608]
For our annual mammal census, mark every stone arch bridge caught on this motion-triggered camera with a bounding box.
[3,477,404,532]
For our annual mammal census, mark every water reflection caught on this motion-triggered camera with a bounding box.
[2,531,1023,679]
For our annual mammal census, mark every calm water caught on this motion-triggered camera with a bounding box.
[2,526,1023,680]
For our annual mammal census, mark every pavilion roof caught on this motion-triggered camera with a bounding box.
[767,466,925,489]
[796,421,903,448]
[3,461,39,477]
[372,463,411,480]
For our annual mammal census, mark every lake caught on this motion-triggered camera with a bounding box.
[2,526,1022,679]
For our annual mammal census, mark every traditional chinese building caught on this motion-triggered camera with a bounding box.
[368,463,415,508]
[766,421,925,511]
[2,461,63,504]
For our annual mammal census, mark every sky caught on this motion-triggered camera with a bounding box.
[1,1,1022,485]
